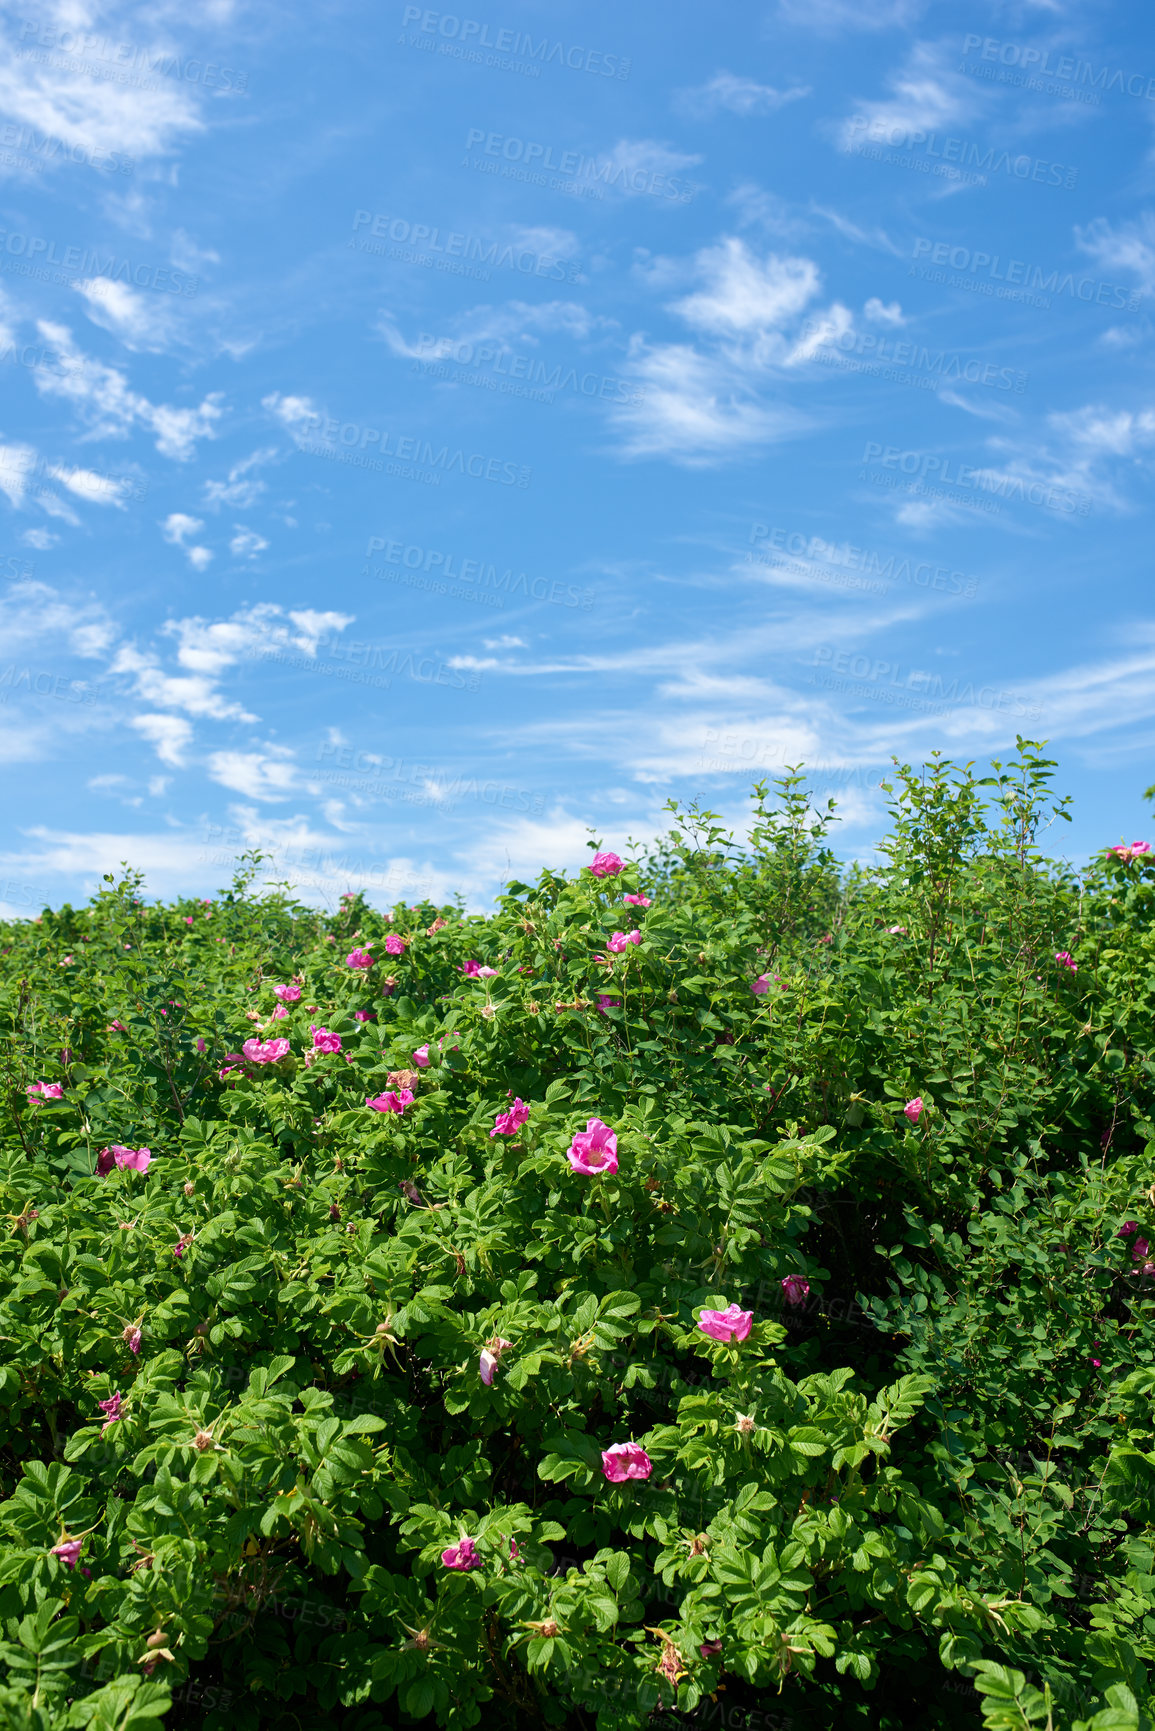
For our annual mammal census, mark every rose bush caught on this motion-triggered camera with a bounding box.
[0,748,1152,1729]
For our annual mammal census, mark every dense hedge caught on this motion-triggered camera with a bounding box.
[1,744,1155,1731]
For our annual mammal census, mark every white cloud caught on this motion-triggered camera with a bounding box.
[112,643,256,723]
[203,448,277,508]
[1076,215,1155,295]
[597,138,704,195]
[0,580,115,659]
[229,527,269,558]
[0,442,37,506]
[131,713,194,766]
[22,528,57,550]
[675,72,811,118]
[864,297,904,325]
[610,341,810,464]
[484,636,528,649]
[162,513,203,545]
[671,238,821,340]
[187,546,213,571]
[207,746,299,801]
[48,464,132,506]
[263,392,321,441]
[836,41,980,150]
[71,279,183,352]
[31,322,223,459]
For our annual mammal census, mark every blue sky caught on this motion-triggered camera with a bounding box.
[1,0,1153,914]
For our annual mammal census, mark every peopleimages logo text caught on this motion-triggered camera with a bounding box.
[911,238,1141,308]
[861,442,1091,516]
[400,9,630,77]
[0,230,198,294]
[846,117,1077,187]
[962,35,1155,100]
[351,210,579,282]
[464,130,697,201]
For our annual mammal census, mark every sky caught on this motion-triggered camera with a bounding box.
[1,0,1153,915]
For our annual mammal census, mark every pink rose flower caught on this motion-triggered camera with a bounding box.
[173,1232,193,1259]
[479,1337,513,1385]
[903,1097,924,1124]
[601,1440,653,1482]
[311,1026,341,1054]
[195,1039,206,1052]
[108,1019,128,1032]
[700,1641,722,1659]
[273,984,301,1002]
[1132,841,1151,855]
[1132,1238,1150,1261]
[97,1391,122,1432]
[97,1145,151,1175]
[185,915,194,925]
[353,1009,375,1022]
[589,852,624,878]
[384,934,406,956]
[698,1302,753,1343]
[781,1275,810,1306]
[346,948,374,969]
[1055,951,1077,972]
[26,1081,64,1099]
[623,893,651,907]
[242,1038,291,1065]
[888,925,907,935]
[442,1537,482,1570]
[567,1118,618,1175]
[123,1325,142,1354]
[413,1044,430,1066]
[51,1539,83,1569]
[366,1090,414,1114]
[1119,1222,1139,1237]
[751,974,781,995]
[607,930,641,953]
[267,1005,289,1021]
[478,966,498,977]
[462,958,481,976]
[596,995,621,1015]
[491,1098,530,1137]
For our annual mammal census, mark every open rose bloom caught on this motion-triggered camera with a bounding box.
[601,1441,653,1482]
[367,1090,414,1114]
[242,1038,291,1065]
[698,1302,753,1343]
[273,983,301,1002]
[345,948,374,970]
[589,851,624,877]
[97,1145,151,1176]
[491,1098,530,1137]
[479,1338,513,1385]
[26,1081,64,1099]
[567,1118,618,1175]
[442,1537,482,1570]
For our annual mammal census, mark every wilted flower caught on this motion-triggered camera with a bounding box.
[698,1302,753,1343]
[442,1537,482,1570]
[173,1232,193,1260]
[311,1027,341,1054]
[273,984,301,1002]
[384,934,407,956]
[567,1118,618,1175]
[97,1391,123,1432]
[491,1098,530,1137]
[123,1325,142,1354]
[903,1097,924,1124]
[242,1038,291,1065]
[366,1090,414,1114]
[623,893,652,907]
[26,1081,64,1099]
[1055,951,1078,972]
[479,1337,513,1385]
[386,1069,420,1091]
[734,1413,757,1435]
[589,852,624,877]
[601,1440,652,1482]
[427,916,447,935]
[781,1275,810,1305]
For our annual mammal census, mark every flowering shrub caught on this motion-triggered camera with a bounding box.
[0,751,1154,1729]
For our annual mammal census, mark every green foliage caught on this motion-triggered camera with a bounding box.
[0,743,1153,1728]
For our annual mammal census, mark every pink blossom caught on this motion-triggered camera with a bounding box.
[567,1118,618,1175]
[242,1038,291,1065]
[366,1090,414,1114]
[218,1054,246,1080]
[1132,841,1151,855]
[607,930,641,953]
[781,1275,810,1306]
[1055,951,1078,972]
[173,1232,193,1260]
[346,948,374,970]
[903,1097,924,1124]
[888,925,907,935]
[479,1338,513,1385]
[700,1640,722,1658]
[1091,1357,1102,1368]
[384,934,406,956]
[1133,1238,1150,1261]
[601,1441,653,1482]
[442,1537,482,1570]
[589,852,624,878]
[462,959,481,977]
[596,995,621,1015]
[413,1044,430,1067]
[353,1009,375,1022]
[491,1098,530,1137]
[478,966,498,977]
[124,1326,142,1355]
[97,1145,151,1176]
[195,1039,206,1052]
[698,1302,753,1343]
[108,1020,127,1032]
[268,1004,289,1021]
[1119,1222,1140,1237]
[509,1538,520,1560]
[51,1539,83,1568]
[623,893,651,907]
[184,915,194,925]
[752,975,777,995]
[97,1391,122,1432]
[311,1026,341,1054]
[26,1081,64,1099]
[273,984,301,1002]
